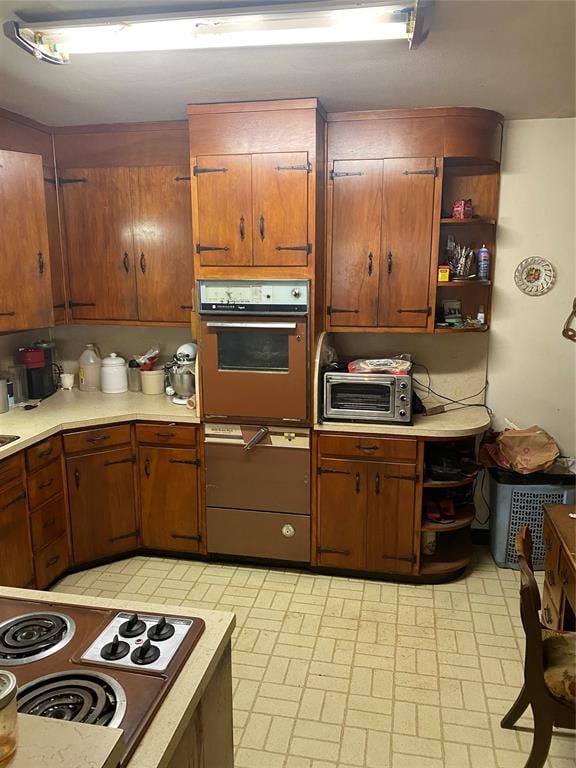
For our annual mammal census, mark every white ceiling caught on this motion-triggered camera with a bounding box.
[0,0,574,126]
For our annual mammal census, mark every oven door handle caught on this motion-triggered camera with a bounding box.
[205,322,298,330]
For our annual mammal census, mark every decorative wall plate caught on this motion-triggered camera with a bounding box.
[514,256,556,296]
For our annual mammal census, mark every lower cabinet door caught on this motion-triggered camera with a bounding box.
[365,462,418,575]
[316,459,366,570]
[67,447,139,563]
[0,484,34,588]
[139,447,201,552]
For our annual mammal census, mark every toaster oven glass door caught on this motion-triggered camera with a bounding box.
[330,381,392,414]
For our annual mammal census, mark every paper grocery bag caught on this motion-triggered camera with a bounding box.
[496,426,560,474]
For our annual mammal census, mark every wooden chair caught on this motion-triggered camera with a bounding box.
[501,526,576,768]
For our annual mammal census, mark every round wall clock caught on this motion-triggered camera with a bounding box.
[514,256,556,296]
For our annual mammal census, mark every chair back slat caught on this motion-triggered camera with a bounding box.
[515,527,547,694]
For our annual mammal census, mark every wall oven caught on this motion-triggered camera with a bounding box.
[323,372,412,424]
[199,280,309,423]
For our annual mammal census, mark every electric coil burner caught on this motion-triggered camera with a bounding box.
[17,671,126,728]
[0,612,74,665]
[0,596,205,765]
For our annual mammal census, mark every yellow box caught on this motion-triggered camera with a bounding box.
[438,267,450,282]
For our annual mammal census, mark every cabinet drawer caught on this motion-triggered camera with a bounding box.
[318,434,417,461]
[26,437,62,473]
[136,424,197,447]
[27,461,63,510]
[207,507,310,563]
[559,549,576,614]
[30,495,67,552]
[541,583,561,630]
[35,535,70,589]
[0,453,23,492]
[64,425,131,454]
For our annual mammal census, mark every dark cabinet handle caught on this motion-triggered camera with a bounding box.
[546,569,555,586]
[39,478,54,490]
[155,431,175,439]
[1,492,26,510]
[109,530,138,542]
[46,555,60,567]
[317,546,351,556]
[86,434,110,443]
[239,216,245,241]
[259,215,265,241]
[375,472,380,495]
[0,311,16,317]
[171,533,201,541]
[144,457,151,478]
[74,468,80,488]
[355,472,360,494]
[123,252,130,273]
[367,252,373,276]
[139,253,146,273]
[356,444,378,452]
[387,252,393,274]
[38,251,45,275]
[38,445,53,458]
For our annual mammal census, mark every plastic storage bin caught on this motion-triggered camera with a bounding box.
[489,467,575,570]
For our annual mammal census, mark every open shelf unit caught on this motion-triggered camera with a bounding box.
[433,159,500,333]
[422,504,475,533]
[423,474,478,489]
[420,529,473,576]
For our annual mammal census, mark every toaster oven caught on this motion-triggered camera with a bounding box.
[323,372,412,424]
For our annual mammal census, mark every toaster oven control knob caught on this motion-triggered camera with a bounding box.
[119,613,146,638]
[399,381,408,389]
[101,634,130,661]
[399,409,407,417]
[147,616,175,642]
[399,394,407,402]
[131,638,161,666]
[282,524,295,538]
[291,288,301,298]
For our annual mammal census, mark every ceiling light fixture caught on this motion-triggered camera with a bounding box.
[3,1,433,65]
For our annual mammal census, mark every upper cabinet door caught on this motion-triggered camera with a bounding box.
[0,150,53,332]
[62,167,137,321]
[378,157,436,328]
[328,159,383,327]
[195,154,252,267]
[252,152,310,267]
[131,166,193,323]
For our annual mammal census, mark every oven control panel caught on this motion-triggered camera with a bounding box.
[81,612,195,672]
[199,279,309,314]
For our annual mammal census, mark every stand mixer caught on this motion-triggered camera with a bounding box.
[166,343,196,405]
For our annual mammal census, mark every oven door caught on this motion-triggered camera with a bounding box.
[200,316,308,421]
[325,375,396,421]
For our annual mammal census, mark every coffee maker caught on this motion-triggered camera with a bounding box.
[18,342,59,400]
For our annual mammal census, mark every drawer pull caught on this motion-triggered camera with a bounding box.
[39,478,54,490]
[86,434,110,443]
[109,530,138,542]
[546,569,555,586]
[46,555,60,568]
[74,469,80,488]
[355,472,360,494]
[381,474,419,481]
[144,457,151,477]
[170,533,201,541]
[168,458,200,466]
[375,472,380,495]
[281,524,295,538]
[103,456,136,467]
[356,444,378,451]
[317,546,351,556]
[155,432,175,439]
[2,492,26,510]
[38,445,53,458]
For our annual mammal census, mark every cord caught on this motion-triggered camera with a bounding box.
[412,362,492,415]
[474,468,491,526]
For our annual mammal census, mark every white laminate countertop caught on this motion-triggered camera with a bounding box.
[1,586,236,768]
[0,390,200,459]
[314,406,491,438]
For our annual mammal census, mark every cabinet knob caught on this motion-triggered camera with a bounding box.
[281,524,295,538]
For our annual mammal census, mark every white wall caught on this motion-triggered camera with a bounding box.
[487,118,576,456]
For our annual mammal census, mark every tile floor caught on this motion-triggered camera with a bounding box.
[53,547,575,768]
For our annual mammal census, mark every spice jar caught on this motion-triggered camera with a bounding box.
[0,671,18,762]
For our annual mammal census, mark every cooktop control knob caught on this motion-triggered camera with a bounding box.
[131,638,161,666]
[119,613,146,638]
[291,288,301,298]
[399,409,407,417]
[101,634,129,661]
[147,616,175,642]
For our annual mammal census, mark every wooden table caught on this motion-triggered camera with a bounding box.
[542,504,576,631]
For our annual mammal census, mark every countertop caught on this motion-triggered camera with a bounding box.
[314,406,491,438]
[1,585,236,768]
[0,390,200,459]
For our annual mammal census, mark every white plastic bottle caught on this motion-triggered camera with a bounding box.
[78,343,102,392]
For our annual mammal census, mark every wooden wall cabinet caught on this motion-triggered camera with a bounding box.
[0,149,54,332]
[315,434,422,575]
[188,99,325,280]
[60,165,193,323]
[65,427,139,564]
[136,424,201,553]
